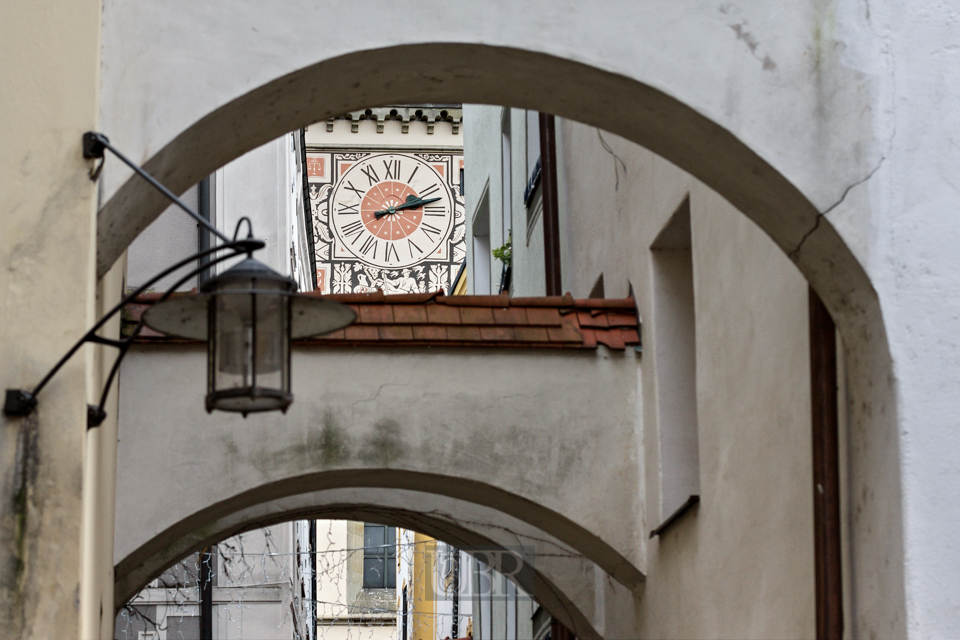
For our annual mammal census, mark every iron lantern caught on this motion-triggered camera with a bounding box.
[142,257,355,417]
[203,257,296,415]
[2,131,355,427]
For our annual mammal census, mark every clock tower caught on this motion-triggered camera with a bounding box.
[306,106,464,294]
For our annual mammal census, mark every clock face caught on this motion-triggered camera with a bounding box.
[330,154,454,269]
[308,150,465,295]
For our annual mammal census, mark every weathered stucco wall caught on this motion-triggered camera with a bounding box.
[114,344,643,637]
[16,0,954,636]
[127,187,199,292]
[463,105,507,296]
[93,30,907,636]
[0,1,102,638]
[465,112,817,637]
[643,180,815,639]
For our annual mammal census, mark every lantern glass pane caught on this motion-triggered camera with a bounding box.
[214,290,253,391]
[203,258,297,415]
[253,281,288,391]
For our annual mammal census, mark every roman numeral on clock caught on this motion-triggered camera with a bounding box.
[360,235,378,259]
[342,220,364,243]
[407,238,424,258]
[406,164,420,184]
[383,159,400,180]
[420,222,443,242]
[344,181,364,198]
[361,165,380,186]
[423,205,445,216]
[385,243,400,264]
[336,202,359,215]
[418,183,440,198]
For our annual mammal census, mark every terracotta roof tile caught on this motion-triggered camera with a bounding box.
[596,329,626,350]
[577,311,609,328]
[606,313,638,328]
[525,307,563,326]
[458,307,496,325]
[548,326,583,343]
[393,305,430,324]
[412,325,448,341]
[509,293,574,307]
[513,327,551,343]
[426,304,461,325]
[379,325,414,341]
[446,326,484,342]
[581,328,598,349]
[436,293,509,307]
[359,304,394,324]
[479,326,517,341]
[493,307,528,325]
[344,325,378,341]
[317,290,387,304]
[126,291,640,352]
[572,297,636,309]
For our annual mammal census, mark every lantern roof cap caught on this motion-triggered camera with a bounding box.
[200,257,297,293]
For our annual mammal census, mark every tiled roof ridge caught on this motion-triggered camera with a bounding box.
[125,291,641,351]
[130,289,635,309]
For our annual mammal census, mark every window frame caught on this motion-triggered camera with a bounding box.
[362,523,396,589]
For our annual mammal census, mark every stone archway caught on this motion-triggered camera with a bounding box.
[99,6,905,634]
[115,483,640,640]
[114,341,644,638]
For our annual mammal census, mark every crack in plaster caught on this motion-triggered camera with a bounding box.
[349,382,410,409]
[596,129,627,191]
[789,156,885,263]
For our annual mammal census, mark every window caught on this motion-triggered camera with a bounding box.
[362,523,396,589]
[501,111,513,239]
[651,198,701,525]
[525,110,540,180]
[472,187,491,294]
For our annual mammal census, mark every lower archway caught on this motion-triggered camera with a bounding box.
[116,484,641,639]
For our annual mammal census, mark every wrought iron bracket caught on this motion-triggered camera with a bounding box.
[3,132,266,429]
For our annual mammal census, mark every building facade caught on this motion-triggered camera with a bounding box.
[8,4,960,639]
[463,105,819,637]
[306,106,464,296]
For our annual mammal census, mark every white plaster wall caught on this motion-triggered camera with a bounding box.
[96,0,886,271]
[464,105,546,297]
[215,135,296,277]
[92,1,960,635]
[126,133,308,292]
[509,109,545,298]
[126,186,199,292]
[468,115,816,636]
[463,105,507,296]
[314,519,351,620]
[114,343,643,637]
[558,121,815,638]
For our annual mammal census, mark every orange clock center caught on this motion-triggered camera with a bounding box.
[360,181,423,240]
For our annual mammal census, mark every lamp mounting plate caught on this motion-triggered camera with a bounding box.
[82,132,108,159]
[4,389,37,417]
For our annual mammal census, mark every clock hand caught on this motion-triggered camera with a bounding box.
[374,195,442,219]
[393,196,441,212]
